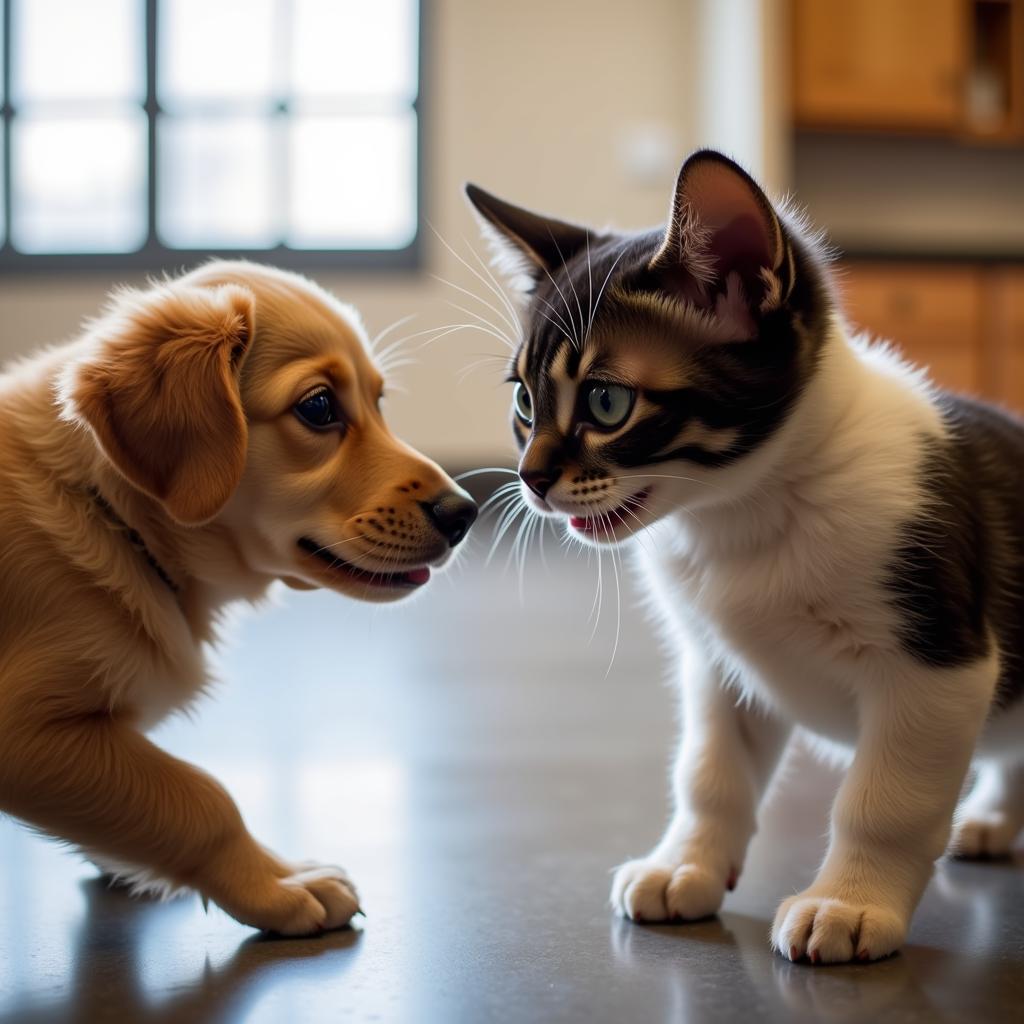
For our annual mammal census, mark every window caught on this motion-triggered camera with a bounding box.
[0,0,422,271]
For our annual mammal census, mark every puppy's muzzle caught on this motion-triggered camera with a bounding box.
[421,488,478,547]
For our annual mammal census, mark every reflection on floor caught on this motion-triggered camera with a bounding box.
[1,542,1022,1023]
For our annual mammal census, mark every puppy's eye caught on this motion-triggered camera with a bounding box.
[586,383,634,429]
[294,387,342,430]
[512,382,534,426]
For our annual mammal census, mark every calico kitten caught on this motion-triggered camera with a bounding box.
[466,150,1024,964]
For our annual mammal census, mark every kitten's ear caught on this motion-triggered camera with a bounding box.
[650,150,790,339]
[464,183,592,293]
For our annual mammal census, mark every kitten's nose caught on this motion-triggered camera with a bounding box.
[520,467,562,499]
[421,489,478,547]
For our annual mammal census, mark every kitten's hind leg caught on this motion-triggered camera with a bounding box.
[611,646,791,923]
[951,758,1024,859]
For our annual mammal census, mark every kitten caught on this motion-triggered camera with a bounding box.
[466,150,1024,964]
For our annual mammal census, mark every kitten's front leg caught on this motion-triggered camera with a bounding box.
[612,645,790,922]
[772,662,996,964]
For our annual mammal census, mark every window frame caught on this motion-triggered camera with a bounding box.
[0,0,425,274]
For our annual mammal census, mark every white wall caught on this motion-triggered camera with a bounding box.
[0,0,780,466]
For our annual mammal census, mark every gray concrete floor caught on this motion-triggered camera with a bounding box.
[1,540,1022,1023]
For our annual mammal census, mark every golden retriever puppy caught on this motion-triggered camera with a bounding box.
[0,261,477,934]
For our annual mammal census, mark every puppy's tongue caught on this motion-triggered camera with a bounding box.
[405,567,431,585]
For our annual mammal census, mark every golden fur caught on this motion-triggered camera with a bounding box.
[0,261,471,934]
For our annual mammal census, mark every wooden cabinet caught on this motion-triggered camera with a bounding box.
[792,0,1024,139]
[793,0,965,130]
[837,264,984,392]
[988,269,1024,409]
[837,262,1024,413]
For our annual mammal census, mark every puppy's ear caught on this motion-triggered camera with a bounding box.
[61,281,255,525]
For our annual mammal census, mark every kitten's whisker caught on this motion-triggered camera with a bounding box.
[584,231,595,343]
[487,497,528,565]
[550,229,586,348]
[414,321,514,353]
[432,279,519,343]
[427,223,522,337]
[588,246,628,345]
[444,299,518,351]
[536,261,582,350]
[463,231,524,331]
[602,510,624,678]
[457,353,516,385]
[532,292,577,345]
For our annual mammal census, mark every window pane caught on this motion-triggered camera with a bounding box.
[159,0,279,106]
[12,0,143,104]
[158,115,278,248]
[11,113,147,253]
[291,0,418,101]
[287,113,416,249]
[0,133,5,247]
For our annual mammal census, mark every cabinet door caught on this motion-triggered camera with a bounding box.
[793,0,965,130]
[837,264,983,394]
[987,269,1024,414]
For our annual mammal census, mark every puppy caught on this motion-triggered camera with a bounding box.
[0,261,477,934]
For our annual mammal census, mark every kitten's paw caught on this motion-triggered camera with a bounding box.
[611,858,727,922]
[950,812,1021,859]
[771,893,905,964]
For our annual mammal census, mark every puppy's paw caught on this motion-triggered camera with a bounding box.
[221,864,360,936]
[950,812,1021,859]
[283,865,361,932]
[771,893,905,964]
[611,858,727,923]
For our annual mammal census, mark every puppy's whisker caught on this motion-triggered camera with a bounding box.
[369,313,418,356]
[479,482,522,515]
[454,466,518,483]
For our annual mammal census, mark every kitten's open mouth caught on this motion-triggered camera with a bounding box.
[297,537,431,589]
[568,489,651,537]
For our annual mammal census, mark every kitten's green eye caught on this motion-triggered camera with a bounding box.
[586,383,634,429]
[513,382,534,425]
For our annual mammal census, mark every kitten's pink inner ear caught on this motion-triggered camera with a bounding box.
[685,161,776,270]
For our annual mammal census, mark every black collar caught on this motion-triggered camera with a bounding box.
[88,487,181,596]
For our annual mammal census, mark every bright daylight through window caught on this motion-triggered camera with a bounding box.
[0,0,421,266]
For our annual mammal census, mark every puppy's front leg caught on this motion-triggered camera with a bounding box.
[772,662,996,964]
[0,712,358,934]
[612,644,791,922]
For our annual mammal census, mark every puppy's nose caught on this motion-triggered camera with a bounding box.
[421,489,478,547]
[520,467,561,499]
